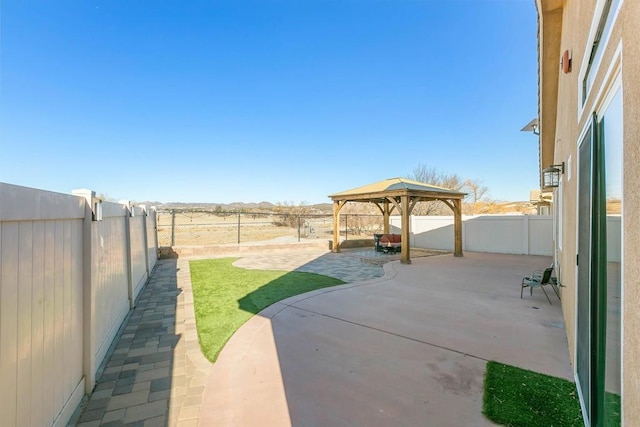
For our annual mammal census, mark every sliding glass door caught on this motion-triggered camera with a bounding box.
[575,84,622,426]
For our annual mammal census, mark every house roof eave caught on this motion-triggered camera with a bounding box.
[536,0,564,186]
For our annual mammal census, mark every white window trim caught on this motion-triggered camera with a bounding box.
[595,62,623,117]
[577,0,624,120]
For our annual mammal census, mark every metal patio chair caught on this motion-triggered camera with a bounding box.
[521,267,559,305]
[534,264,562,299]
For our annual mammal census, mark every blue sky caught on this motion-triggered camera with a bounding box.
[1,0,540,204]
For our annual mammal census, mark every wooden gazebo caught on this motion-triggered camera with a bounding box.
[329,178,466,264]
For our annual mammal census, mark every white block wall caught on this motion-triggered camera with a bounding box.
[391,214,554,256]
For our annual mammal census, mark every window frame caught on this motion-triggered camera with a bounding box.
[577,0,624,118]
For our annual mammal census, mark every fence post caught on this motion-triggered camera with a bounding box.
[297,215,301,242]
[140,206,150,280]
[411,215,415,247]
[237,213,241,244]
[523,214,530,255]
[71,188,97,394]
[462,217,467,251]
[121,201,134,309]
[170,210,176,246]
[152,208,158,257]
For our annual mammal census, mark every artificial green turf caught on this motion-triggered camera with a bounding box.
[483,361,621,426]
[604,392,622,426]
[189,258,345,362]
[483,361,584,427]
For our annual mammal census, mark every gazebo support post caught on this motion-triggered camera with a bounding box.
[400,195,411,264]
[332,200,347,252]
[454,199,463,257]
[383,200,390,234]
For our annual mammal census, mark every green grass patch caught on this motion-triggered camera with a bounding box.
[483,361,584,426]
[604,392,621,426]
[483,361,621,426]
[189,258,345,362]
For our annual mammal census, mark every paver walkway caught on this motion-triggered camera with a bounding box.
[233,248,446,282]
[73,259,211,426]
[233,250,386,282]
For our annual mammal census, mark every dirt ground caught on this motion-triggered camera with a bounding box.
[156,211,379,246]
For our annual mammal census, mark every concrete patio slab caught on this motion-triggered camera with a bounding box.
[291,253,571,380]
[199,252,573,426]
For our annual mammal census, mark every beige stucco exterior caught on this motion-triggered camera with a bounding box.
[536,0,639,423]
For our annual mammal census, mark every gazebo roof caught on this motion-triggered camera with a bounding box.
[329,177,466,202]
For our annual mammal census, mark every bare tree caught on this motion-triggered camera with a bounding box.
[273,201,311,227]
[408,164,465,215]
[409,164,465,191]
[462,179,489,214]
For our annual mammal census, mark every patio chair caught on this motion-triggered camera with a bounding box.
[521,267,559,305]
[535,263,562,299]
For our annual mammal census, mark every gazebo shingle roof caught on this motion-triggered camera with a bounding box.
[329,177,466,200]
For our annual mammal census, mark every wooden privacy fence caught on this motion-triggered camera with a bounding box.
[0,183,158,427]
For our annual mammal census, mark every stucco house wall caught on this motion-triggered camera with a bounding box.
[537,0,639,423]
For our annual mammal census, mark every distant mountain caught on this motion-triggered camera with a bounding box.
[312,203,333,212]
[139,200,535,215]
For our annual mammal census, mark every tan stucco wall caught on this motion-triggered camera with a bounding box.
[539,0,640,422]
[620,2,640,424]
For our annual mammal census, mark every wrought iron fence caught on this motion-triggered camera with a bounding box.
[156,209,384,247]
